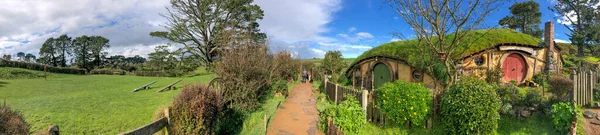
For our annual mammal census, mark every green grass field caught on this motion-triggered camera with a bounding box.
[0,67,215,134]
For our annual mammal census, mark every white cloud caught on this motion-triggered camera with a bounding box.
[254,0,342,43]
[356,32,374,39]
[555,39,571,43]
[317,42,372,52]
[0,0,170,57]
[348,27,357,32]
[337,31,375,42]
[555,2,600,25]
[390,38,402,42]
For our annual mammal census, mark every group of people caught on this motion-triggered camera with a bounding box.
[301,68,312,83]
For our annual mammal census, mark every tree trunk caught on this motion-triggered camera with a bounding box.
[578,44,584,57]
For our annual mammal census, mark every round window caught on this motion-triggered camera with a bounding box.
[474,56,485,66]
[412,70,422,80]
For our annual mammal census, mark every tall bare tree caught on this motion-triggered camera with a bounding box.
[386,0,504,85]
[152,0,266,67]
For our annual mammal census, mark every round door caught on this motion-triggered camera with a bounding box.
[373,63,391,89]
[502,53,527,83]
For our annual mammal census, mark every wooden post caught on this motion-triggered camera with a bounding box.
[362,89,368,121]
[571,70,577,103]
[164,107,170,135]
[44,64,47,80]
[334,84,338,104]
[264,114,267,134]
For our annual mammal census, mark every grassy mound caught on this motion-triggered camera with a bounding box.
[0,67,49,79]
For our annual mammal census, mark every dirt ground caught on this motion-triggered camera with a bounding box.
[583,108,600,135]
[266,83,324,135]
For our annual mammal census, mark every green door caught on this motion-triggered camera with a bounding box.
[373,63,391,89]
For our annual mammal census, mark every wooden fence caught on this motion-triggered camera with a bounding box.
[119,108,171,135]
[323,80,388,126]
[571,70,595,106]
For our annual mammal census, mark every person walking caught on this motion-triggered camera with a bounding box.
[302,69,307,83]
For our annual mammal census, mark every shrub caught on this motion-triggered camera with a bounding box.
[318,94,365,134]
[0,67,47,79]
[440,77,501,135]
[215,43,271,112]
[0,103,29,135]
[270,79,288,96]
[549,76,573,101]
[533,73,549,87]
[0,59,86,74]
[496,83,520,105]
[551,102,577,134]
[90,68,125,75]
[134,71,175,77]
[485,67,503,84]
[271,51,300,81]
[522,88,544,107]
[375,80,431,127]
[169,84,218,134]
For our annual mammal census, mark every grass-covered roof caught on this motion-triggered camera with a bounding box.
[351,29,543,66]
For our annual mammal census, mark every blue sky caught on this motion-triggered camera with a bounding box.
[0,0,576,59]
[289,0,572,58]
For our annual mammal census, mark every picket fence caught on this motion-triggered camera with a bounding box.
[571,70,595,106]
[323,79,388,126]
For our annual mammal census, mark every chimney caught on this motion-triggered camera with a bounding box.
[544,21,554,50]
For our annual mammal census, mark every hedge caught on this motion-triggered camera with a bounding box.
[0,59,86,74]
[90,68,125,75]
[134,71,176,77]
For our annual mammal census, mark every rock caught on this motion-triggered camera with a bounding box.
[48,125,59,135]
[583,111,596,119]
[520,110,531,118]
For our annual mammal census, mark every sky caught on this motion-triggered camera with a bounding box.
[0,0,578,59]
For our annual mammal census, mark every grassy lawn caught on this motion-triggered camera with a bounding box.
[497,115,558,135]
[239,81,299,134]
[0,68,215,134]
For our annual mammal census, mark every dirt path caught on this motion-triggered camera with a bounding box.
[583,108,600,135]
[267,83,324,135]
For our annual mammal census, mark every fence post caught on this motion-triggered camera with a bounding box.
[571,70,577,104]
[164,107,171,135]
[589,71,594,105]
[334,84,339,104]
[362,89,368,121]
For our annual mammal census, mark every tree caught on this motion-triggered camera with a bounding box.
[322,51,344,80]
[148,45,177,71]
[24,53,35,63]
[39,38,59,66]
[499,1,543,38]
[72,36,93,70]
[551,0,600,56]
[90,36,110,67]
[16,52,25,61]
[55,34,72,67]
[152,0,266,67]
[386,0,503,85]
[2,54,11,60]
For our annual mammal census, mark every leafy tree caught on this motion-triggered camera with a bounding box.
[39,38,59,66]
[24,53,35,63]
[499,1,543,38]
[55,34,73,67]
[90,36,110,67]
[551,0,600,56]
[152,0,266,67]
[148,45,177,71]
[322,50,344,79]
[72,36,93,70]
[16,52,25,61]
[386,0,504,85]
[2,54,11,60]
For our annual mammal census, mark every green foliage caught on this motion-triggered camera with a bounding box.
[39,34,73,67]
[134,71,176,77]
[270,79,288,96]
[318,95,365,134]
[89,68,125,75]
[551,0,600,56]
[440,77,501,135]
[72,35,110,70]
[522,88,544,107]
[548,76,573,101]
[375,80,431,127]
[271,51,300,81]
[496,83,520,105]
[0,103,29,135]
[594,87,600,101]
[551,102,576,134]
[170,84,218,134]
[322,51,344,79]
[498,1,542,38]
[532,73,549,87]
[0,67,47,79]
[485,67,503,84]
[0,59,86,74]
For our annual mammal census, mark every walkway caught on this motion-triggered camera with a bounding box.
[267,83,324,135]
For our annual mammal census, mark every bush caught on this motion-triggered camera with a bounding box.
[0,103,29,135]
[440,77,501,135]
[0,59,86,74]
[549,76,573,101]
[215,43,271,112]
[270,79,288,96]
[134,71,175,77]
[496,83,520,105]
[522,88,544,107]
[551,102,577,134]
[90,68,125,75]
[169,84,218,134]
[0,67,47,79]
[375,80,431,127]
[271,51,300,81]
[318,94,365,134]
[533,73,549,87]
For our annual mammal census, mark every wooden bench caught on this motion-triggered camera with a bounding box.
[132,81,157,92]
[156,80,182,93]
